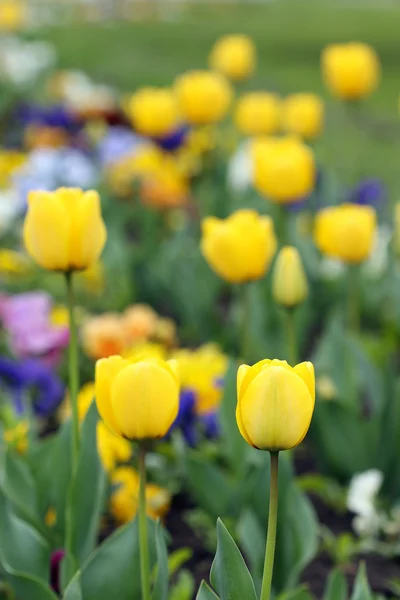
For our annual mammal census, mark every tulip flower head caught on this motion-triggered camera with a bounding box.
[95,355,179,440]
[127,87,180,138]
[281,93,324,140]
[23,187,107,272]
[209,34,256,81]
[322,42,380,101]
[236,359,315,450]
[272,246,308,308]
[252,135,316,204]
[314,203,377,264]
[234,92,281,136]
[175,70,232,126]
[201,209,277,284]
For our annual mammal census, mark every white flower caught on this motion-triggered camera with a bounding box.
[347,469,383,537]
[363,224,391,279]
[0,37,56,87]
[227,141,253,193]
[0,188,22,234]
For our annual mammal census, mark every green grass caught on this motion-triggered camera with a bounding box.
[37,0,400,200]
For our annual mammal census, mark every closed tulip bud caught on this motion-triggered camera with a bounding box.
[252,135,315,204]
[175,70,232,126]
[236,359,315,450]
[394,203,400,257]
[127,87,179,138]
[273,246,308,308]
[209,34,256,81]
[281,93,324,140]
[95,356,179,440]
[201,209,277,284]
[322,42,380,101]
[234,92,280,136]
[314,203,377,264]
[23,188,107,272]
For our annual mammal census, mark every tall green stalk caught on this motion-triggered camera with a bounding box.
[66,272,80,470]
[138,445,151,600]
[347,264,360,333]
[260,452,279,600]
[284,309,297,365]
[240,283,251,362]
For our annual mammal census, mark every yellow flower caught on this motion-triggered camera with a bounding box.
[0,150,26,187]
[95,356,180,440]
[23,187,107,272]
[252,135,316,204]
[321,42,380,101]
[60,382,95,423]
[201,209,277,284]
[0,0,26,31]
[175,70,233,126]
[236,359,315,450]
[122,304,158,344]
[126,87,179,137]
[45,507,57,528]
[281,93,324,140]
[4,421,29,454]
[82,313,126,360]
[272,246,308,308]
[140,161,189,209]
[123,342,166,362]
[0,249,30,276]
[97,422,132,472]
[234,92,280,136]
[50,305,69,327]
[209,34,256,81]
[314,203,377,264]
[171,344,228,414]
[153,317,176,347]
[110,466,170,523]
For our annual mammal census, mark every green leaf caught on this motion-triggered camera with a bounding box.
[210,519,257,600]
[152,520,169,600]
[323,568,348,600]
[277,587,314,600]
[236,509,264,588]
[168,548,192,576]
[66,402,107,566]
[196,581,220,600]
[63,572,83,600]
[219,361,248,475]
[80,518,156,600]
[0,566,58,600]
[185,455,233,519]
[350,563,374,600]
[169,570,195,600]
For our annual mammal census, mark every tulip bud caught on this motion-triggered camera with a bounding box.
[23,187,107,272]
[236,359,315,450]
[272,246,308,308]
[281,93,324,140]
[95,356,179,440]
[234,92,281,136]
[126,87,179,138]
[209,34,256,81]
[175,70,232,126]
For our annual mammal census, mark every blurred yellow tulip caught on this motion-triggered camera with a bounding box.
[321,42,380,101]
[23,188,107,272]
[272,246,308,308]
[314,203,377,263]
[97,422,132,472]
[281,93,324,140]
[252,136,315,204]
[201,209,277,284]
[209,34,256,81]
[235,92,281,136]
[236,359,315,450]
[95,356,179,440]
[126,87,179,137]
[175,70,232,125]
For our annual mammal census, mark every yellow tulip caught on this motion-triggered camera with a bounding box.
[126,87,179,137]
[209,34,256,81]
[234,92,281,136]
[175,70,232,126]
[95,356,179,440]
[97,422,132,472]
[201,209,277,284]
[321,42,380,101]
[281,93,324,140]
[252,135,315,204]
[0,0,26,32]
[236,359,315,450]
[272,246,308,308]
[23,187,107,272]
[314,203,377,264]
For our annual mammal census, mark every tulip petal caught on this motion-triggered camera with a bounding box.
[95,356,127,435]
[236,400,256,447]
[23,192,70,271]
[238,359,271,399]
[72,191,107,270]
[240,366,314,450]
[111,361,179,440]
[293,362,315,403]
[237,364,250,398]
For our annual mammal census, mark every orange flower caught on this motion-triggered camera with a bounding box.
[122,304,158,344]
[82,313,126,360]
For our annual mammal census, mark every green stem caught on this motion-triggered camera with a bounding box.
[347,264,360,333]
[260,452,279,600]
[277,205,289,247]
[284,309,297,365]
[138,445,151,600]
[240,283,251,362]
[66,272,80,469]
